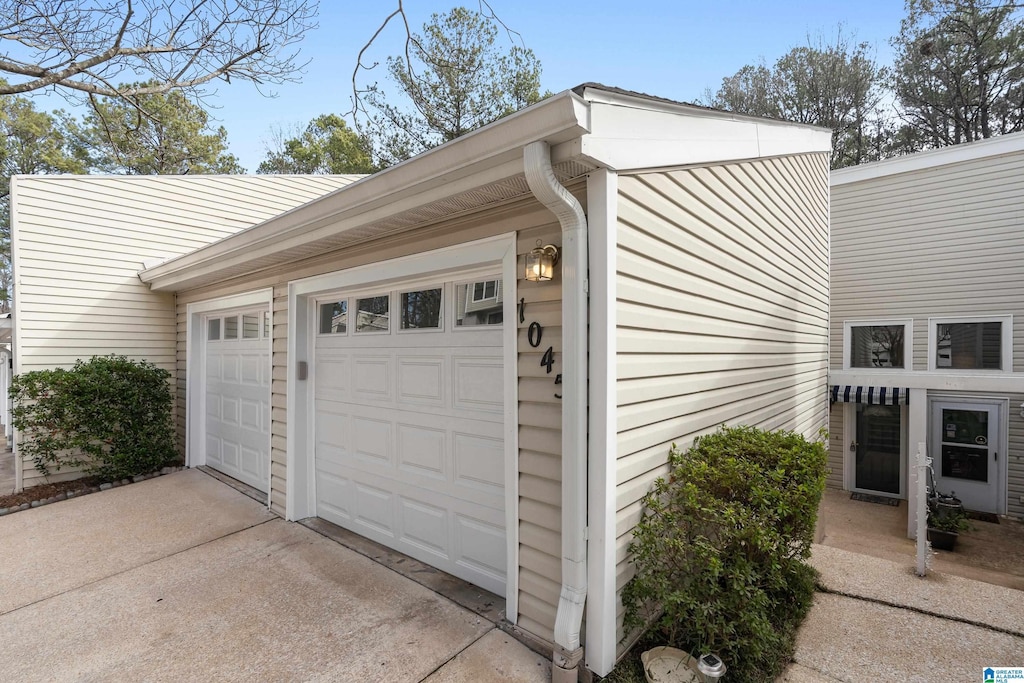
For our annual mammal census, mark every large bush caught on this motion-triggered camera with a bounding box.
[621,425,827,682]
[11,355,177,481]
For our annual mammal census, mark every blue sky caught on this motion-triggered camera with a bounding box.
[34,1,911,171]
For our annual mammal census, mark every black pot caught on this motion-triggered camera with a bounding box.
[927,527,958,551]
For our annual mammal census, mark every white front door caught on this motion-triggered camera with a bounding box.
[312,277,507,594]
[930,400,1002,513]
[204,310,271,492]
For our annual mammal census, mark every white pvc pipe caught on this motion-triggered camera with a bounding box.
[915,442,929,576]
[523,141,589,679]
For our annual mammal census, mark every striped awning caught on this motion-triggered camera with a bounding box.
[830,385,909,405]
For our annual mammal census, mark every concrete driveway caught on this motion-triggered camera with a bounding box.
[0,469,550,682]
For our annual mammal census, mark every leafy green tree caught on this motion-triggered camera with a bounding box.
[707,31,891,168]
[258,114,377,174]
[0,93,87,311]
[891,0,1024,148]
[364,6,545,164]
[82,85,244,175]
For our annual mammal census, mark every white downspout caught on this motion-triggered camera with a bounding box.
[523,141,588,682]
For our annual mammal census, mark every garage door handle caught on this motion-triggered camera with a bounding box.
[297,361,308,380]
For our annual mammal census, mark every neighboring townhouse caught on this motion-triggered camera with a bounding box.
[11,84,832,679]
[829,132,1024,535]
[10,174,362,488]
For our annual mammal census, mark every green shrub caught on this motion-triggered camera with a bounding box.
[11,355,177,481]
[621,425,827,683]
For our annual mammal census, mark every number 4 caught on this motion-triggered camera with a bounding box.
[540,346,554,373]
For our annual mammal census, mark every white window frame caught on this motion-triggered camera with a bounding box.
[352,293,392,335]
[843,318,913,371]
[927,315,1012,372]
[397,284,445,333]
[316,298,350,336]
[454,277,504,330]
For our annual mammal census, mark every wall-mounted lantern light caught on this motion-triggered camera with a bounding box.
[525,241,559,282]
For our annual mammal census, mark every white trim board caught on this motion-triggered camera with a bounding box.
[831,131,1024,186]
[285,233,520,609]
[186,288,273,507]
[585,168,619,678]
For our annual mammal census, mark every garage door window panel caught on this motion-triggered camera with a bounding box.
[224,315,238,340]
[400,287,443,331]
[208,318,221,341]
[355,295,390,333]
[456,279,503,327]
[319,300,349,335]
[242,314,260,339]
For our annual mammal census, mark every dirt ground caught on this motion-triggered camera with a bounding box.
[817,487,1024,591]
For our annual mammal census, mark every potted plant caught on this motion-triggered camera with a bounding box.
[926,492,969,551]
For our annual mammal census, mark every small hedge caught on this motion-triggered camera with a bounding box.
[11,355,177,481]
[621,425,827,683]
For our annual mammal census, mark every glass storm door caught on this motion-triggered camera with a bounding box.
[854,403,902,496]
[931,401,1000,513]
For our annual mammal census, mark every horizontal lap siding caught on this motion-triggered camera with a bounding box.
[830,152,1024,371]
[830,149,1024,517]
[13,175,355,489]
[515,223,564,644]
[613,153,830,652]
[827,406,844,489]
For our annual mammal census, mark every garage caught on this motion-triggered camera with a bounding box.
[312,274,508,594]
[202,307,271,493]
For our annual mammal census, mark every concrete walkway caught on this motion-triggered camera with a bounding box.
[781,545,1024,682]
[0,469,550,682]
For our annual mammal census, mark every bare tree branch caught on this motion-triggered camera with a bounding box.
[0,0,318,99]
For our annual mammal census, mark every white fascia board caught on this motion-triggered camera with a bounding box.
[578,99,831,171]
[831,131,1024,186]
[140,92,590,292]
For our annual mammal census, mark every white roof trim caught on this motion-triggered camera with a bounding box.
[831,131,1024,186]
[140,92,591,291]
[140,85,831,292]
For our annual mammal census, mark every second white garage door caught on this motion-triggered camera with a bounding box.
[204,309,271,493]
[313,277,507,594]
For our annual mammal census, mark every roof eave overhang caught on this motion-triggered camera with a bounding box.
[141,91,592,292]
[140,85,833,293]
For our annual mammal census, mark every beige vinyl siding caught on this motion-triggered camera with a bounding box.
[827,406,844,489]
[1007,395,1024,519]
[613,153,830,651]
[830,147,1024,516]
[13,175,355,489]
[12,175,356,373]
[173,197,571,643]
[515,224,564,643]
[831,150,1024,372]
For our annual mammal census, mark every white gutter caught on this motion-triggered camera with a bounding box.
[523,141,588,683]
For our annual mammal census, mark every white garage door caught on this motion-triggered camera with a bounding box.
[313,277,507,594]
[204,310,271,493]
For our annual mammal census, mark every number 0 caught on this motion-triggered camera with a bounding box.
[528,321,542,348]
